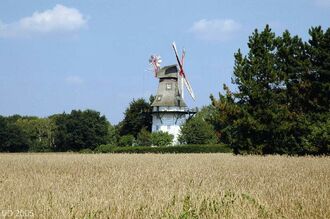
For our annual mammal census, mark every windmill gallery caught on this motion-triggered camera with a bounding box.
[149,42,197,144]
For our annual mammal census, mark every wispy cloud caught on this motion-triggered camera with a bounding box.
[0,4,87,38]
[189,19,241,42]
[314,0,330,7]
[65,76,84,85]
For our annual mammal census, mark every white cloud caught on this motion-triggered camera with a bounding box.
[65,76,84,85]
[315,0,330,7]
[0,4,87,38]
[189,19,241,42]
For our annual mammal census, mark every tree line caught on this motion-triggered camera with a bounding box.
[0,25,329,154]
[0,111,107,152]
[0,97,215,152]
[0,99,176,152]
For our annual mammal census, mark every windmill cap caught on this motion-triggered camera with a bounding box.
[156,65,179,79]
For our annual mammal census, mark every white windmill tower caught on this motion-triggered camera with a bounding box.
[149,42,196,145]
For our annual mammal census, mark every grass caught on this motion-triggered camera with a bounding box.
[0,153,329,218]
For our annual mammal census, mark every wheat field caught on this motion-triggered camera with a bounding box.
[0,153,329,219]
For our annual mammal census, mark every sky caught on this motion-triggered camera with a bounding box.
[0,0,329,124]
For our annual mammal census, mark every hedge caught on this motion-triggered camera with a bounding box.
[93,144,232,154]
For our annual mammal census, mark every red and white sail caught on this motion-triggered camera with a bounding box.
[172,42,195,100]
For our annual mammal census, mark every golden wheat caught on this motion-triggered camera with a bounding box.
[0,153,329,218]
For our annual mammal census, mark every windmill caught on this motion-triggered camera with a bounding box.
[149,42,196,145]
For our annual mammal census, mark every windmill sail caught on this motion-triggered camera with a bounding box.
[180,49,185,99]
[172,42,195,100]
[180,72,184,99]
[183,75,195,100]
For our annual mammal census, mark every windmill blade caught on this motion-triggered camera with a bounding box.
[183,76,195,100]
[172,42,183,71]
[180,48,186,99]
[177,73,184,99]
[181,48,185,67]
[172,42,184,98]
[172,42,195,100]
[181,74,184,99]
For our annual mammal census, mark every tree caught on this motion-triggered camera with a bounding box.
[307,26,330,113]
[225,25,283,154]
[106,123,120,146]
[0,116,29,152]
[179,117,217,145]
[119,98,152,137]
[53,110,108,151]
[16,117,55,152]
[211,25,330,155]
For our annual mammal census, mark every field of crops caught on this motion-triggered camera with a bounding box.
[0,153,329,218]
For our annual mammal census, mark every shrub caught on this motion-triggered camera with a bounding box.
[151,131,174,146]
[79,148,94,154]
[29,144,53,152]
[136,128,152,146]
[118,135,135,147]
[179,117,217,145]
[94,144,114,153]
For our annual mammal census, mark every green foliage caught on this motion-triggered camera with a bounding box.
[307,27,330,113]
[79,148,94,154]
[16,117,55,152]
[0,110,115,152]
[119,98,152,137]
[94,144,115,153]
[93,144,232,154]
[179,117,217,145]
[136,128,152,146]
[211,25,330,155]
[151,131,174,146]
[53,110,109,151]
[106,123,119,145]
[301,114,330,154]
[0,116,29,152]
[118,134,135,147]
[194,105,217,122]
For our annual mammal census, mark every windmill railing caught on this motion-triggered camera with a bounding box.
[152,106,198,114]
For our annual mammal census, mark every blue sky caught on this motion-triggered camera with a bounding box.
[0,0,329,124]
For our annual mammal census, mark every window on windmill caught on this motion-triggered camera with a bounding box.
[166,83,172,90]
[156,95,162,101]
